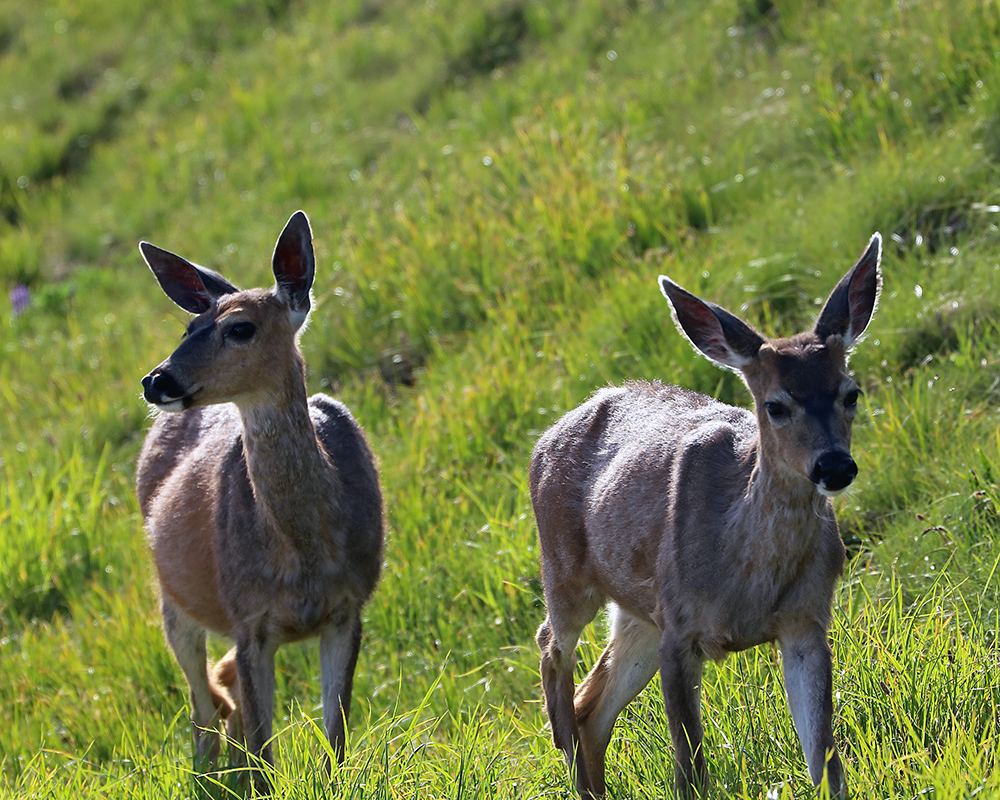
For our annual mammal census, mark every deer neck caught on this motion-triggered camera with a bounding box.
[736,447,832,565]
[235,353,343,548]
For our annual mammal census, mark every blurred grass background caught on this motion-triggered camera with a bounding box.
[1,0,999,796]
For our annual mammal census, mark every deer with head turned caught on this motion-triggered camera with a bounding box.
[531,234,883,799]
[136,211,384,790]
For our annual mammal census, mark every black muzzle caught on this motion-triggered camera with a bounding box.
[810,450,858,494]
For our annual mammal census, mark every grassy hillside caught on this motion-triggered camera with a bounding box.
[2,0,999,796]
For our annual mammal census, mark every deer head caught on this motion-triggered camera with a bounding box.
[140,211,316,412]
[659,233,882,495]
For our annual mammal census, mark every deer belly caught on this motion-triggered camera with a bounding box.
[152,541,231,634]
[588,535,660,613]
[270,584,354,642]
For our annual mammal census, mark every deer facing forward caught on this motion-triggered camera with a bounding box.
[530,235,882,798]
[136,211,383,789]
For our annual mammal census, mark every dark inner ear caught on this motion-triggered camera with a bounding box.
[195,265,241,299]
[663,278,764,367]
[273,238,307,282]
[140,243,213,314]
[671,292,721,346]
[814,234,881,342]
[169,265,213,311]
[846,253,878,336]
[272,211,315,311]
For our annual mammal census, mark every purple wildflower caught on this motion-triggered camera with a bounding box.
[9,284,29,316]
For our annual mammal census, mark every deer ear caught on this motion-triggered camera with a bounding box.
[814,232,883,348]
[272,210,315,331]
[139,242,239,314]
[659,276,764,370]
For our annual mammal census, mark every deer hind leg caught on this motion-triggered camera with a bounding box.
[780,626,847,799]
[319,612,363,770]
[537,587,604,797]
[162,596,231,769]
[574,605,660,797]
[659,629,706,797]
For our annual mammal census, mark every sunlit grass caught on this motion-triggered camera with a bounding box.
[3,0,1000,796]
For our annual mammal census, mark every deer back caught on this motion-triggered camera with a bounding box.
[530,381,759,620]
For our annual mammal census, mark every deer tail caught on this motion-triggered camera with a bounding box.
[210,646,240,719]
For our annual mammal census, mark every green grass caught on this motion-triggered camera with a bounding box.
[3,0,1000,796]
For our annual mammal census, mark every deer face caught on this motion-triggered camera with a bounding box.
[744,335,860,495]
[139,210,316,412]
[658,232,881,498]
[141,290,298,411]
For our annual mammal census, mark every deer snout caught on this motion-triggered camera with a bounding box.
[810,451,858,496]
[142,368,192,411]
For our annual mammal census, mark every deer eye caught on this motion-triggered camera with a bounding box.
[844,389,860,409]
[764,401,789,420]
[226,321,256,341]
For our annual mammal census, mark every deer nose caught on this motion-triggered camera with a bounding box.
[142,369,185,403]
[810,451,858,495]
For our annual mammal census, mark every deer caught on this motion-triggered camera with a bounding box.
[530,234,883,799]
[136,211,384,792]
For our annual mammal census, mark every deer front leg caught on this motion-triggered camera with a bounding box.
[779,626,847,799]
[319,614,363,768]
[659,631,706,797]
[235,631,278,795]
[161,597,227,770]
